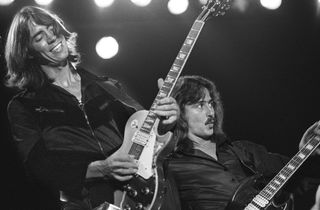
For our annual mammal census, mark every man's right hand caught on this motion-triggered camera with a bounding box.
[86,150,138,181]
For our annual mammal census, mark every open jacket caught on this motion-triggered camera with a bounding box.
[7,68,144,208]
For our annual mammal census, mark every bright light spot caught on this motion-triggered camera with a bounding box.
[96,36,119,59]
[94,0,114,8]
[130,0,152,7]
[199,0,207,5]
[168,0,189,15]
[34,0,53,6]
[260,0,281,10]
[233,0,249,13]
[0,0,14,6]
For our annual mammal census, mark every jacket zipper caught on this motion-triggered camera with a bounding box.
[78,101,107,157]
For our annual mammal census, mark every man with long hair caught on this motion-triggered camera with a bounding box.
[4,6,180,210]
[167,75,320,210]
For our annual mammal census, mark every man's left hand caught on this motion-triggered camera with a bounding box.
[299,121,320,155]
[152,78,180,125]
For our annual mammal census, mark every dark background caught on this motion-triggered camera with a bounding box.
[0,0,319,209]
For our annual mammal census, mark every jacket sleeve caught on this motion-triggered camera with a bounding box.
[7,98,89,197]
[234,140,289,178]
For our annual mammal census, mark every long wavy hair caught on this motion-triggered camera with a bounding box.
[172,75,225,144]
[4,6,81,90]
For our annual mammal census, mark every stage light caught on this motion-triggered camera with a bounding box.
[0,0,14,6]
[168,0,189,15]
[96,36,119,59]
[94,0,114,8]
[260,0,281,10]
[198,0,207,5]
[233,0,249,13]
[34,0,53,6]
[130,0,152,7]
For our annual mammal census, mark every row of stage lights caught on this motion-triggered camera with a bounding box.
[0,0,285,12]
[0,0,300,60]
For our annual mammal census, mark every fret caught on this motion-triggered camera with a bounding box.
[163,81,174,88]
[191,20,204,31]
[269,185,276,190]
[178,52,187,60]
[171,65,181,72]
[168,70,179,78]
[292,156,302,164]
[188,29,200,39]
[287,163,295,170]
[297,152,306,159]
[158,90,167,98]
[160,85,171,94]
[263,188,272,196]
[165,76,175,84]
[278,174,287,180]
[173,58,184,66]
[180,44,192,53]
[185,38,194,45]
[305,144,314,150]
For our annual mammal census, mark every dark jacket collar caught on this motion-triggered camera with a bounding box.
[175,134,230,160]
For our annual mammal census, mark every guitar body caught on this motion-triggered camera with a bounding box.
[226,175,293,210]
[114,110,173,210]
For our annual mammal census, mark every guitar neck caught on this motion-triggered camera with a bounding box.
[258,135,320,201]
[127,0,232,159]
[128,20,206,158]
[145,20,205,131]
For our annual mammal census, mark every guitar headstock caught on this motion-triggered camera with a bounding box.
[199,0,232,21]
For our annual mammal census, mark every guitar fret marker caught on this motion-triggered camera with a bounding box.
[287,164,295,170]
[172,65,180,71]
[185,38,193,45]
[165,77,175,83]
[306,144,314,150]
[279,174,286,180]
[178,53,186,59]
[298,153,306,159]
[274,180,281,185]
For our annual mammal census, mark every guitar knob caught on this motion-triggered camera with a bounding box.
[135,203,144,210]
[141,187,151,195]
[123,204,131,210]
[129,189,138,197]
[124,184,132,191]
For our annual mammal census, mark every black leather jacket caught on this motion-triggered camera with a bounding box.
[7,68,143,208]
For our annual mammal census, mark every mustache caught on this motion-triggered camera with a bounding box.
[205,117,215,125]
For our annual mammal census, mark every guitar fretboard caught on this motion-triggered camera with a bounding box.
[246,133,320,209]
[128,20,205,158]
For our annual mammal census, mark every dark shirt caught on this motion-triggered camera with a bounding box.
[168,137,289,210]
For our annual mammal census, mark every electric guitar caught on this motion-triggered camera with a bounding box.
[226,121,320,210]
[112,1,231,209]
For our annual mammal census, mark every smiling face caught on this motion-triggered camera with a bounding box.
[28,21,69,65]
[184,88,215,141]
